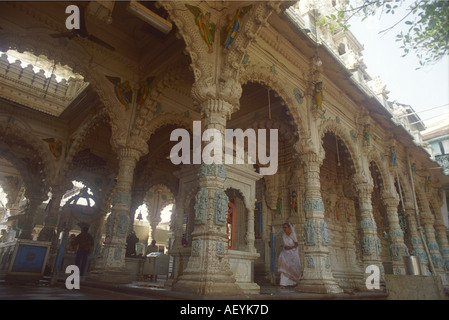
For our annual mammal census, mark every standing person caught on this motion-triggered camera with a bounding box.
[278,223,301,289]
[126,231,139,257]
[72,225,94,276]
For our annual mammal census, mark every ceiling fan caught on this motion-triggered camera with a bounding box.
[50,5,115,51]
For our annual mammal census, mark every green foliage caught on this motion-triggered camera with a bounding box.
[316,0,449,68]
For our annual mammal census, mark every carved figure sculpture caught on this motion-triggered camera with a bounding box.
[276,192,282,214]
[186,4,216,52]
[313,81,323,111]
[221,5,252,49]
[105,76,133,108]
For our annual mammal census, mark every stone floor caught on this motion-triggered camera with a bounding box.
[0,276,389,301]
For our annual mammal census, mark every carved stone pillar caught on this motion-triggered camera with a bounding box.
[354,179,383,287]
[172,98,242,295]
[404,203,429,274]
[382,191,408,274]
[295,152,342,294]
[246,201,256,253]
[421,212,446,279]
[92,208,108,258]
[434,220,449,281]
[18,194,43,240]
[88,147,141,283]
[37,185,65,244]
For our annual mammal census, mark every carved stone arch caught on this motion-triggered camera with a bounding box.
[146,112,193,139]
[318,119,363,176]
[249,118,299,150]
[0,114,56,187]
[367,157,389,194]
[218,2,285,97]
[0,149,42,201]
[224,185,251,213]
[145,184,176,235]
[366,149,389,186]
[63,108,110,171]
[133,67,194,142]
[239,68,308,141]
[158,1,218,106]
[146,182,177,204]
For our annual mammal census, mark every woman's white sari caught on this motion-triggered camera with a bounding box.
[278,224,301,286]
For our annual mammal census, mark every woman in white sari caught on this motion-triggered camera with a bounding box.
[278,223,301,288]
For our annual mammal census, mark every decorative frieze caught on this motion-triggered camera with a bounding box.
[198,163,227,179]
[192,239,202,257]
[362,234,381,256]
[305,219,317,246]
[194,188,208,225]
[304,199,324,212]
[213,189,229,226]
[320,219,329,246]
[216,241,225,257]
[360,219,377,229]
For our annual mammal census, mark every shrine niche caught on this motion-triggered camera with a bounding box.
[169,161,261,294]
[224,189,246,251]
[223,164,261,294]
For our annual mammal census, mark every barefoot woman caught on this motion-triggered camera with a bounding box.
[278,223,301,288]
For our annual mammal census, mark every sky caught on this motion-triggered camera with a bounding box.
[347,3,449,127]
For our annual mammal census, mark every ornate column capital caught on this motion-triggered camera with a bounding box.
[420,212,434,225]
[381,190,399,207]
[354,181,374,200]
[403,201,416,213]
[299,151,324,168]
[117,147,143,162]
[192,79,242,110]
[199,98,236,134]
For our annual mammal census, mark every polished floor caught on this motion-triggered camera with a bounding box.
[0,277,388,301]
[0,280,158,300]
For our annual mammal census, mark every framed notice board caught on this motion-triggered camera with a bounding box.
[6,240,51,277]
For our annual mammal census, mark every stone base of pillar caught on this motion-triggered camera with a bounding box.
[296,277,343,294]
[172,271,243,296]
[295,252,343,294]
